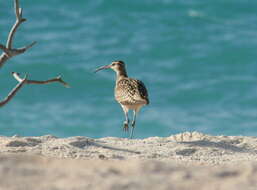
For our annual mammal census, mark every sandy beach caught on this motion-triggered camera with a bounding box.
[0,132,257,190]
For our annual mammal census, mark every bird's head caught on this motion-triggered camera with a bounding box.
[94,60,126,73]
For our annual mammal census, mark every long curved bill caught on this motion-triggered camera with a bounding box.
[94,65,111,73]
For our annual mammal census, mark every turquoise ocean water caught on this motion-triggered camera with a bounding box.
[0,0,256,138]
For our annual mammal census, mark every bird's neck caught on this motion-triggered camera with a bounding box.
[116,68,128,79]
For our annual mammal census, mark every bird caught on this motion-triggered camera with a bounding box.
[95,60,149,139]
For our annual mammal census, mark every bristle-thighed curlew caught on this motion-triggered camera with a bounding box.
[95,60,149,139]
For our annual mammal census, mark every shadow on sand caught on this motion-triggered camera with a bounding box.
[69,138,141,154]
[179,140,256,153]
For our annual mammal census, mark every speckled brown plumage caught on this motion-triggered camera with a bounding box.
[115,78,149,106]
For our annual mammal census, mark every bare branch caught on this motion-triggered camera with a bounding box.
[0,71,69,107]
[0,0,69,108]
[0,54,10,68]
[7,0,26,49]
[0,0,35,69]
[19,41,37,52]
[15,0,21,19]
[6,18,25,50]
[12,72,70,88]
[10,41,37,56]
[0,74,27,107]
[12,72,23,82]
[0,44,11,55]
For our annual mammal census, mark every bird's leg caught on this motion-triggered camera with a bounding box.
[123,111,129,132]
[130,110,137,139]
[121,105,129,132]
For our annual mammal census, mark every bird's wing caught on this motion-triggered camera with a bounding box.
[115,78,149,105]
[136,79,149,105]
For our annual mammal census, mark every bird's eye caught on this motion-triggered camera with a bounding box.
[112,63,115,66]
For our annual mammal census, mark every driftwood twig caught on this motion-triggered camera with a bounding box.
[0,0,70,108]
[0,0,36,68]
[0,74,27,107]
[12,72,70,88]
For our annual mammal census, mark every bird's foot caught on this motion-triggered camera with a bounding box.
[130,121,136,139]
[123,122,129,132]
